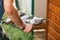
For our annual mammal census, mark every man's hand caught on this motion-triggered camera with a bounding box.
[23,24,33,33]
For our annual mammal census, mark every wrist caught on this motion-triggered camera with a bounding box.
[21,26,25,30]
[19,24,25,30]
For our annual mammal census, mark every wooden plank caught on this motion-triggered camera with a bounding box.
[48,33,56,40]
[49,3,60,17]
[48,27,60,40]
[48,19,60,34]
[50,0,60,8]
[33,21,47,29]
[48,11,60,26]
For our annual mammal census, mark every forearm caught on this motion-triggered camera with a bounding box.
[4,0,24,29]
[7,6,24,28]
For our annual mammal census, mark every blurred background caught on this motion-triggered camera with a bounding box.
[2,0,47,40]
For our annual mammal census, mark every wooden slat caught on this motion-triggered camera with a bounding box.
[49,3,60,17]
[48,19,60,34]
[33,21,47,29]
[47,0,60,40]
[50,0,60,8]
[48,27,60,40]
[48,33,56,40]
[48,11,60,26]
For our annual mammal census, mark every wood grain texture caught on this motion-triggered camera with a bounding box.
[50,0,60,8]
[47,0,60,40]
[48,33,56,40]
[49,3,60,17]
[48,27,60,40]
[48,11,60,26]
[48,20,60,34]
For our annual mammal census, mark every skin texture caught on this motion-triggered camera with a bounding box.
[4,0,32,32]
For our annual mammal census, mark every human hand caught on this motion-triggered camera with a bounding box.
[23,23,33,33]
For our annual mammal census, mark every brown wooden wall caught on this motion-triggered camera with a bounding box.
[47,0,60,40]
